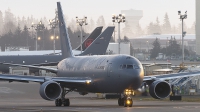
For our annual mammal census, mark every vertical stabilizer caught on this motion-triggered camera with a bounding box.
[57,2,74,58]
[76,26,103,51]
[79,26,114,55]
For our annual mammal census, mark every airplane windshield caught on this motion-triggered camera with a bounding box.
[127,65,133,69]
[133,65,140,69]
[120,64,140,69]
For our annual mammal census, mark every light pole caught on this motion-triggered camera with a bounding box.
[38,37,41,41]
[23,26,30,49]
[166,37,168,57]
[51,36,59,54]
[38,21,45,50]
[76,16,88,53]
[146,41,149,53]
[31,23,38,51]
[31,21,45,51]
[49,9,59,54]
[112,14,125,54]
[178,11,187,64]
[112,22,116,42]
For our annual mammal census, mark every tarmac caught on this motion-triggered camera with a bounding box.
[0,82,200,112]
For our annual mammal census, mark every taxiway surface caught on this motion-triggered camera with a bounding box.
[0,82,200,112]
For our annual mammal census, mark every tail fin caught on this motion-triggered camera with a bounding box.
[76,26,103,51]
[79,26,115,55]
[57,2,74,58]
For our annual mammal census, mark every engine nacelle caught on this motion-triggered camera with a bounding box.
[149,80,171,99]
[39,81,62,100]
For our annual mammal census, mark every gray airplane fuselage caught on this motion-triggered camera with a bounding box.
[57,54,144,93]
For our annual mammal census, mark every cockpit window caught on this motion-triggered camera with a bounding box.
[133,65,140,69]
[120,64,134,69]
[121,64,140,69]
[127,65,133,69]
[122,65,126,69]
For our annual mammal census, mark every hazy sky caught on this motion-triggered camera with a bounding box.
[0,0,195,28]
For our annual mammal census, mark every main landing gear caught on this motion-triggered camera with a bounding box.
[118,89,134,107]
[55,88,72,107]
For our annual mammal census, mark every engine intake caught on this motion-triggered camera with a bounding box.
[39,81,62,100]
[149,80,171,99]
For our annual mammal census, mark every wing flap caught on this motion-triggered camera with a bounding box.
[0,74,92,85]
[0,74,45,82]
[52,77,92,83]
[32,62,59,66]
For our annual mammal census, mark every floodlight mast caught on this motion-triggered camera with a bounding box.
[49,9,59,54]
[112,14,125,54]
[31,21,45,51]
[178,10,187,64]
[76,16,88,53]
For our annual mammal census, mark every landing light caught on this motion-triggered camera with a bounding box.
[126,100,130,105]
[124,89,134,95]
[86,80,91,84]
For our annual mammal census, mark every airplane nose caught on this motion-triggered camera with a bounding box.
[129,69,144,90]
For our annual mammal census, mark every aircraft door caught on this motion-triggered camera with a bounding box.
[107,63,112,77]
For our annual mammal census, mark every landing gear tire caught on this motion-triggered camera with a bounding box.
[63,98,70,106]
[124,97,133,107]
[118,98,124,106]
[55,99,62,106]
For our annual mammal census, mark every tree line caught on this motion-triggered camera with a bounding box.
[0,9,108,51]
[0,9,107,36]
[126,13,195,38]
[150,37,192,59]
[0,24,91,51]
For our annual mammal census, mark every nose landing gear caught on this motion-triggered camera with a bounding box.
[118,89,134,107]
[124,97,133,107]
[118,96,133,107]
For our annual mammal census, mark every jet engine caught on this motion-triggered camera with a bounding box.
[39,81,62,100]
[149,80,171,99]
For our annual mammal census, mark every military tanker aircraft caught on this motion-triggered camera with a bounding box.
[0,2,200,107]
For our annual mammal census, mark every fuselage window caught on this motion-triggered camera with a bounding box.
[127,65,133,69]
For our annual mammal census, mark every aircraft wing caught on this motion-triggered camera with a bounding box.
[32,62,59,66]
[0,62,57,73]
[0,74,92,85]
[143,71,200,81]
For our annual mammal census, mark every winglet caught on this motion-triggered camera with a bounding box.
[75,26,103,51]
[57,2,74,58]
[79,26,114,55]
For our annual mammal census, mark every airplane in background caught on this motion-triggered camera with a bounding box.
[0,26,113,73]
[1,2,200,108]
[0,26,103,56]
